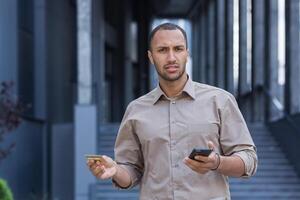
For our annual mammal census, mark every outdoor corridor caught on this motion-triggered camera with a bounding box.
[89,123,300,200]
[0,0,300,199]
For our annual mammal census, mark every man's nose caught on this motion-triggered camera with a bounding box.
[167,50,176,62]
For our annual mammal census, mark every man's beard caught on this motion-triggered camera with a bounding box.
[155,64,186,82]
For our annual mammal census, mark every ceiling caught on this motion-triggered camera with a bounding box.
[150,0,206,18]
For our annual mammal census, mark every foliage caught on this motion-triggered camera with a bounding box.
[0,81,27,163]
[0,178,13,200]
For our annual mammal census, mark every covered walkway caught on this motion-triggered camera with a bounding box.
[91,123,300,199]
[0,0,299,199]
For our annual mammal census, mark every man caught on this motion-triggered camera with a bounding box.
[87,23,257,200]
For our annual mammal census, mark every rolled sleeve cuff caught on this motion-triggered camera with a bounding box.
[233,150,258,178]
[112,163,141,189]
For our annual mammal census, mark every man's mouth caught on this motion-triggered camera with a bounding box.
[165,65,179,73]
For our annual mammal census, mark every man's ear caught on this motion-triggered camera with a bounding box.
[148,50,154,65]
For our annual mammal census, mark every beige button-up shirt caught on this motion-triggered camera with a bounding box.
[114,78,257,200]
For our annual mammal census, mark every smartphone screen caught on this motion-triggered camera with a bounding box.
[189,148,213,160]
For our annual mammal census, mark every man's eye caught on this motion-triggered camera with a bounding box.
[158,48,167,53]
[175,47,184,52]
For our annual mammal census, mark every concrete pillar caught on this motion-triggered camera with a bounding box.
[252,0,266,122]
[137,0,150,95]
[34,0,48,195]
[74,105,97,200]
[238,0,252,121]
[197,16,202,82]
[192,15,200,82]
[34,0,47,120]
[285,0,300,114]
[77,0,92,105]
[75,0,97,199]
[207,1,216,86]
[0,0,18,82]
[123,0,134,106]
[92,0,106,123]
[200,8,208,84]
[225,0,234,94]
[46,0,75,123]
[238,0,248,95]
[265,0,279,121]
[193,8,207,84]
[216,0,225,89]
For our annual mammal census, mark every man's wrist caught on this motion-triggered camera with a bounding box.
[112,161,119,180]
[211,153,221,170]
[111,163,133,189]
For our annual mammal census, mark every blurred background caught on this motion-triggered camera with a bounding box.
[0,0,300,199]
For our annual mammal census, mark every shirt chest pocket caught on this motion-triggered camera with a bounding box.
[186,123,220,150]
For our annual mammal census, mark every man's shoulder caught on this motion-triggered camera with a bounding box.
[126,88,157,109]
[192,81,235,101]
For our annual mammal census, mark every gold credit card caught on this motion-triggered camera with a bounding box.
[85,154,105,162]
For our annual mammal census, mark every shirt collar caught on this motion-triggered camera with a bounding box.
[152,76,196,105]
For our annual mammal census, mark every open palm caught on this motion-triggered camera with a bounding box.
[87,155,117,179]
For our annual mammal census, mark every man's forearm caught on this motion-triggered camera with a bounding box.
[112,164,132,188]
[216,155,245,177]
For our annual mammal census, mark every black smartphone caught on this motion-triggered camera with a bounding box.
[189,148,213,160]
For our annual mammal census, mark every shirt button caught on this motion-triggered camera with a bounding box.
[171,120,175,124]
[171,101,176,104]
[172,164,179,168]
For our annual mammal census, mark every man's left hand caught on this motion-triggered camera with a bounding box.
[183,141,219,174]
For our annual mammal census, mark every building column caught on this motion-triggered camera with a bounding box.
[216,0,225,89]
[238,0,251,120]
[265,0,279,121]
[75,0,97,199]
[137,0,150,95]
[252,0,266,122]
[92,0,105,123]
[285,0,300,114]
[34,0,48,195]
[123,0,135,106]
[238,0,248,96]
[0,0,18,81]
[199,7,208,84]
[225,0,234,94]
[207,1,216,86]
[192,14,200,82]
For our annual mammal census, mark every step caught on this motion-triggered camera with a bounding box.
[94,123,300,199]
[256,158,289,164]
[230,191,300,197]
[254,170,298,177]
[229,184,300,191]
[229,176,300,184]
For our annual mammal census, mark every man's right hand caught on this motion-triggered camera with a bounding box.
[87,155,117,179]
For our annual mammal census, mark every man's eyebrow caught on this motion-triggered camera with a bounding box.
[155,44,185,48]
[155,46,169,49]
[174,45,185,48]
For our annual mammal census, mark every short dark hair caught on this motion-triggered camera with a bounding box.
[148,22,188,50]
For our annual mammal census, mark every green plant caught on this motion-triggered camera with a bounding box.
[0,82,28,199]
[0,178,13,200]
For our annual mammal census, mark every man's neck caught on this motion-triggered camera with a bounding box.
[159,74,188,98]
